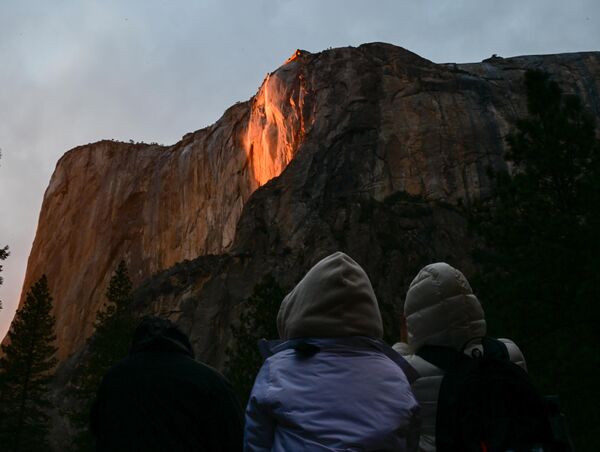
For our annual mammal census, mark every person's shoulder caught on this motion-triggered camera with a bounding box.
[186,356,232,384]
[100,354,139,381]
[392,342,411,355]
[392,342,444,379]
[260,347,297,372]
[179,358,241,403]
[407,353,444,378]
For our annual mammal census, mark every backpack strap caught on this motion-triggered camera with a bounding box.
[481,337,510,361]
[374,341,419,383]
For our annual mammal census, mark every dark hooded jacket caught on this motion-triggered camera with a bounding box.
[90,317,243,452]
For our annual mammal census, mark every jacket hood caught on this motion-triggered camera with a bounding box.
[277,252,383,340]
[404,262,486,351]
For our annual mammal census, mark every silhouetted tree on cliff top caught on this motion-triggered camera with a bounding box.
[0,245,8,310]
[70,260,136,451]
[0,275,57,452]
[225,274,284,405]
[470,70,600,450]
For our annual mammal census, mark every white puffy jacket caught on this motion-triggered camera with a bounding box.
[393,262,526,452]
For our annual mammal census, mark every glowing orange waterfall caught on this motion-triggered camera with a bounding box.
[243,52,312,187]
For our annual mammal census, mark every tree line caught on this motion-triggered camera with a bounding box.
[0,262,136,451]
[468,70,599,450]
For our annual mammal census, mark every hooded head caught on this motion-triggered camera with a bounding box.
[130,316,195,358]
[404,262,486,351]
[277,252,383,340]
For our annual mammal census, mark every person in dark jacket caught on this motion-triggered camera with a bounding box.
[90,316,243,452]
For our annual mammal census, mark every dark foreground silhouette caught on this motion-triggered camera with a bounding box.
[91,317,243,452]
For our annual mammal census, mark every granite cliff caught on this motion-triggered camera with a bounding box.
[16,52,314,360]
[11,44,600,370]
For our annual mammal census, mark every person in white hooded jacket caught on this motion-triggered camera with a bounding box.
[245,251,421,452]
[393,262,526,452]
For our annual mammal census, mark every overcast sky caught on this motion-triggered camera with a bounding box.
[1,0,599,340]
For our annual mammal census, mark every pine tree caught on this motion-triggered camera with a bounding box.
[70,260,136,450]
[0,275,58,452]
[0,245,8,310]
[225,274,285,405]
[470,70,600,450]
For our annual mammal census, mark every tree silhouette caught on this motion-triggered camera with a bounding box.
[0,275,57,452]
[70,260,136,450]
[470,70,600,450]
[225,274,284,405]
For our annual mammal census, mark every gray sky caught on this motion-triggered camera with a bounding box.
[1,0,599,340]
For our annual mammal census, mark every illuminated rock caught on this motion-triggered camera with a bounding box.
[17,54,314,360]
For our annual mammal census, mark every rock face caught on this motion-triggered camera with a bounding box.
[17,58,314,360]
[12,44,600,368]
[129,47,600,370]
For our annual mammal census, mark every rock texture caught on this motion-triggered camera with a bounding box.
[129,47,600,370]
[16,57,314,360]
[11,44,600,371]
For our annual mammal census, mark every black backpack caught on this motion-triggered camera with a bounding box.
[417,337,567,452]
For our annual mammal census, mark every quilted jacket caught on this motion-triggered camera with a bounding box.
[393,263,526,452]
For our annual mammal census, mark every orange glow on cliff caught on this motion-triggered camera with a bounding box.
[285,49,304,64]
[243,68,309,187]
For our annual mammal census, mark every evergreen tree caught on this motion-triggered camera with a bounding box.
[470,70,600,450]
[0,275,57,452]
[0,245,8,310]
[70,260,136,451]
[225,274,285,405]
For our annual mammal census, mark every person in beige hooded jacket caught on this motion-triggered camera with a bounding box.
[393,262,526,452]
